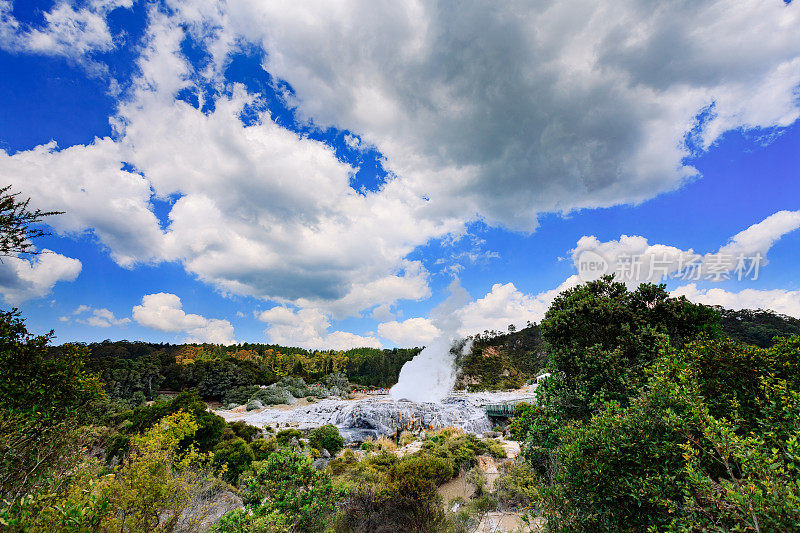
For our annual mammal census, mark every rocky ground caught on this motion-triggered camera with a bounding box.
[216,389,537,443]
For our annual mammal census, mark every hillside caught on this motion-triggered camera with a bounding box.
[454,304,800,391]
[715,306,800,347]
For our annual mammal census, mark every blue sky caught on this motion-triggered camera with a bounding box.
[1,0,799,348]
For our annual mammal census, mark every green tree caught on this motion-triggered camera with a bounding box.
[213,436,254,484]
[0,310,106,504]
[540,276,718,420]
[535,336,800,532]
[236,449,337,532]
[307,424,344,455]
[0,310,105,422]
[0,185,61,257]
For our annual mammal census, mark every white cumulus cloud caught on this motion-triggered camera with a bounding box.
[571,210,800,285]
[258,306,381,350]
[378,317,440,347]
[132,292,235,344]
[456,277,581,336]
[0,250,81,305]
[70,305,131,328]
[224,0,800,229]
[672,284,800,319]
[0,0,132,72]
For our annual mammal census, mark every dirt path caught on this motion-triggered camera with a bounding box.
[474,512,545,533]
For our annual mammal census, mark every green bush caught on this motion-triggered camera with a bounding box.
[275,428,303,447]
[308,424,344,455]
[121,390,227,452]
[228,421,260,443]
[392,454,454,485]
[236,449,337,532]
[213,437,255,484]
[532,337,800,532]
[210,507,289,533]
[250,438,277,461]
[222,385,259,406]
[495,462,540,512]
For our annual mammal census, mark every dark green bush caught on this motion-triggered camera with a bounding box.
[250,438,277,461]
[275,428,303,447]
[213,436,255,484]
[222,385,259,406]
[308,424,344,455]
[228,421,260,443]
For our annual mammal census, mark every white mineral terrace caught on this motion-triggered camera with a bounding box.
[216,389,538,442]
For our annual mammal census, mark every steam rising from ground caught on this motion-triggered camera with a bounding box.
[391,280,471,403]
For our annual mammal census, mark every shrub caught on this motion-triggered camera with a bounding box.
[122,390,227,453]
[222,385,259,407]
[392,454,454,485]
[250,438,277,461]
[228,421,260,442]
[275,428,303,447]
[236,449,337,532]
[254,387,292,406]
[308,425,344,455]
[495,462,540,512]
[399,431,416,446]
[337,468,445,532]
[210,507,289,533]
[213,437,255,484]
[534,337,800,532]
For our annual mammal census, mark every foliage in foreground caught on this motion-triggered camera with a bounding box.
[510,278,800,532]
[2,412,225,532]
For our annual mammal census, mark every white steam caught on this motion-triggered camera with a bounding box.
[390,280,471,403]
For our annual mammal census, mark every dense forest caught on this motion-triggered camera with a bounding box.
[54,341,419,407]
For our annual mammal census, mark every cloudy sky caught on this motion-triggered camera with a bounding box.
[1,0,799,347]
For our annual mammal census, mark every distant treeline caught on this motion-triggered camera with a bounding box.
[48,304,800,404]
[455,304,800,391]
[713,305,800,347]
[49,342,419,405]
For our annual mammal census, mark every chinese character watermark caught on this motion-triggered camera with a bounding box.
[577,250,764,283]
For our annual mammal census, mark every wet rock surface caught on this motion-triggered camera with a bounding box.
[218,391,536,443]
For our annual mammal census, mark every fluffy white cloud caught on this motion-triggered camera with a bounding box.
[2,139,165,268]
[456,277,580,336]
[718,210,800,259]
[378,317,440,347]
[258,306,381,350]
[0,250,81,304]
[6,2,800,330]
[132,292,235,344]
[672,284,800,319]
[571,210,800,285]
[223,0,800,229]
[0,0,131,72]
[70,305,131,328]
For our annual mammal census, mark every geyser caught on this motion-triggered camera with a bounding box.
[390,280,470,403]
